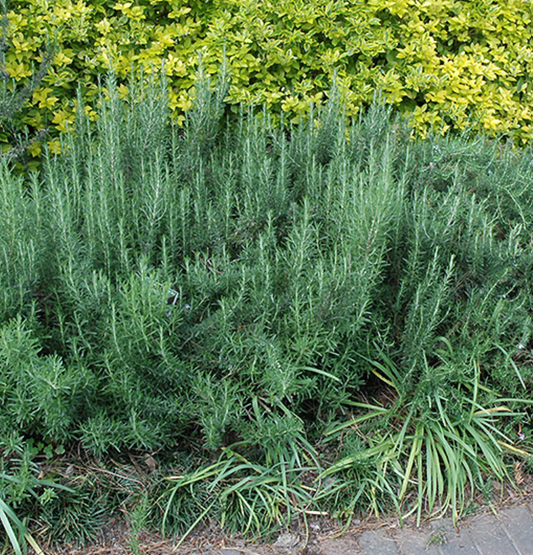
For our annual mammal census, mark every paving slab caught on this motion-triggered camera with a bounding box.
[431,518,479,555]
[395,528,441,555]
[497,506,533,555]
[323,503,533,555]
[468,513,519,555]
[359,529,400,555]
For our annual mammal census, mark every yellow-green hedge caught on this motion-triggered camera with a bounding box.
[4,0,533,159]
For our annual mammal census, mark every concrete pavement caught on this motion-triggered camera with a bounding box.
[354,503,533,555]
[210,500,533,555]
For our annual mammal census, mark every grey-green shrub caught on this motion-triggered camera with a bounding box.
[1,69,533,535]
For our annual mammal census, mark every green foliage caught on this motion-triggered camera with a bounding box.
[3,0,533,165]
[0,434,72,554]
[324,347,529,525]
[0,316,93,442]
[0,162,37,321]
[0,0,54,167]
[163,445,316,540]
[40,482,109,545]
[1,70,533,540]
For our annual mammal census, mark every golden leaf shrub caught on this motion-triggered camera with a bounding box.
[4,0,533,159]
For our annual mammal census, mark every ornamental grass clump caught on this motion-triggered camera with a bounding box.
[324,345,530,526]
[0,68,532,544]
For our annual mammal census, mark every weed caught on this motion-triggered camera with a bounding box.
[1,435,72,554]
[427,528,447,547]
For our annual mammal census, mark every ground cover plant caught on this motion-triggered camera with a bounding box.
[1,69,533,549]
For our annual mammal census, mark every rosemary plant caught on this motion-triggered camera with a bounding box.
[1,67,532,543]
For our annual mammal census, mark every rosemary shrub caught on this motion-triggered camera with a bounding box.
[1,69,533,542]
